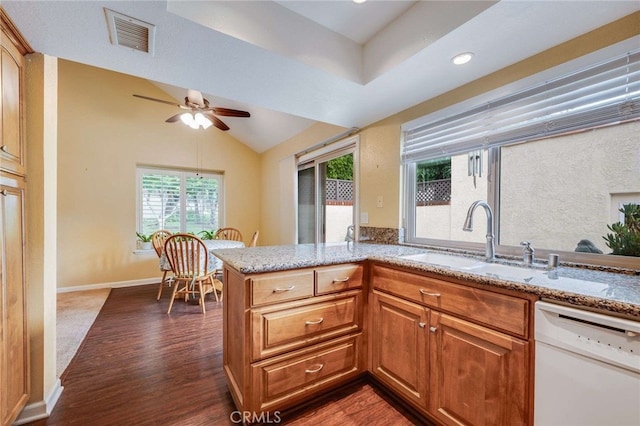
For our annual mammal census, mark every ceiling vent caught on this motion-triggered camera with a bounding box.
[105,8,155,55]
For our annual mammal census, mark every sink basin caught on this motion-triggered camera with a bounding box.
[400,252,483,269]
[459,262,544,282]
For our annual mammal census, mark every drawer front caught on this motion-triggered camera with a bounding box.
[251,270,315,307]
[315,263,363,295]
[252,292,362,360]
[372,265,529,337]
[252,335,361,412]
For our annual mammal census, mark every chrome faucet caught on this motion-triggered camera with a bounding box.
[520,241,535,265]
[463,200,495,261]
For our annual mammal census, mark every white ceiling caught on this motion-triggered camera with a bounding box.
[4,1,639,153]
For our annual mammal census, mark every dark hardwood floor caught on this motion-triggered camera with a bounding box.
[26,284,427,426]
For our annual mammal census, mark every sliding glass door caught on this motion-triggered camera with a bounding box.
[297,144,357,244]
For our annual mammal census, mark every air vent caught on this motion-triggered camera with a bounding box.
[105,8,155,55]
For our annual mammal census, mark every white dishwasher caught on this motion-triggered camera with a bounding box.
[535,301,640,426]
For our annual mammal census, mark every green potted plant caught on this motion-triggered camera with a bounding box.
[136,232,153,250]
[603,203,640,257]
[198,229,217,240]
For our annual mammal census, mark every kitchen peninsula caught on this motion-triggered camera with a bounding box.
[214,242,640,424]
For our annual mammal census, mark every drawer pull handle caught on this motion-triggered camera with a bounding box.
[305,318,324,325]
[332,277,350,283]
[419,289,441,297]
[305,364,324,374]
[0,145,7,152]
[273,286,295,293]
[429,327,437,333]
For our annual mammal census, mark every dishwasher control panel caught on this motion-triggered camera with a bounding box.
[535,301,640,373]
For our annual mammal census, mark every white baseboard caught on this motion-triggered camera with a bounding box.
[14,379,64,425]
[57,277,159,293]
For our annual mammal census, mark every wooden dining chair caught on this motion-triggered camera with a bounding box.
[249,230,259,247]
[151,229,173,300]
[214,227,243,242]
[163,234,221,314]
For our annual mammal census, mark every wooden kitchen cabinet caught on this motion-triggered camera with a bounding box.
[429,312,529,425]
[224,263,365,415]
[371,264,534,425]
[0,10,29,426]
[370,290,429,410]
[0,23,26,177]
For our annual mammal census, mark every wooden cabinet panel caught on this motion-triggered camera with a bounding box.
[0,37,25,176]
[429,312,529,426]
[251,291,362,361]
[251,270,314,306]
[0,173,28,426]
[370,290,429,412]
[315,263,363,295]
[251,334,361,413]
[372,265,529,338]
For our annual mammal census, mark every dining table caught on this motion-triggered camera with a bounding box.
[158,239,245,273]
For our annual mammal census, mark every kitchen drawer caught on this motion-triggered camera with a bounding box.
[251,334,362,412]
[315,263,363,295]
[372,265,529,337]
[251,291,362,360]
[251,270,314,307]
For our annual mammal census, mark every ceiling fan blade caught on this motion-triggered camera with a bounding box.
[165,113,183,123]
[133,94,189,109]
[186,89,205,107]
[204,111,230,131]
[211,107,251,118]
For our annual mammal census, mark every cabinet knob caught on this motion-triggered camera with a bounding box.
[419,322,426,328]
[0,145,7,152]
[429,327,437,333]
[0,189,6,196]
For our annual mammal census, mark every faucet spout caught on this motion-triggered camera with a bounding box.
[463,200,495,261]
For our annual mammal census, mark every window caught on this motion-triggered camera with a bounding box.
[403,47,640,267]
[137,167,223,236]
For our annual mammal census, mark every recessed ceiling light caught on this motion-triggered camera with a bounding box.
[353,0,367,4]
[452,52,474,65]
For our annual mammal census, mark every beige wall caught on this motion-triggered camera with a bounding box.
[57,60,261,288]
[259,12,640,245]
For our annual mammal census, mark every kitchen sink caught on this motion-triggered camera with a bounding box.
[459,262,544,282]
[400,252,547,283]
[399,252,483,269]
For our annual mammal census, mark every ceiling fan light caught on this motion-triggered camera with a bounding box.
[194,112,212,129]
[180,112,194,126]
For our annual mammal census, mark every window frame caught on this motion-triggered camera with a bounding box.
[402,41,640,269]
[136,165,225,235]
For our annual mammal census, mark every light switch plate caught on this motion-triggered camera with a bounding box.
[360,212,368,224]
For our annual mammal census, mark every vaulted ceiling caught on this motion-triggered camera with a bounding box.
[4,1,639,152]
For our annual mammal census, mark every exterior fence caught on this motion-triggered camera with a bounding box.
[325,178,452,206]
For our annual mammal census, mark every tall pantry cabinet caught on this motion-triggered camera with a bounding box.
[0,8,30,426]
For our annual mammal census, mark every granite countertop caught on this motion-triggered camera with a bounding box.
[212,242,640,319]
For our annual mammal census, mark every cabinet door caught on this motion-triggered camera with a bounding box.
[0,175,29,426]
[0,37,25,176]
[370,290,429,411]
[429,312,529,426]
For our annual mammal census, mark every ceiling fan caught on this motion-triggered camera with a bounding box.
[133,89,250,131]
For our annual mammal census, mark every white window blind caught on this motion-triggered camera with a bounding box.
[402,50,640,163]
[138,167,222,235]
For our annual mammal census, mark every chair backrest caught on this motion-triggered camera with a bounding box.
[151,230,172,257]
[163,234,210,278]
[214,227,243,242]
[249,230,259,247]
